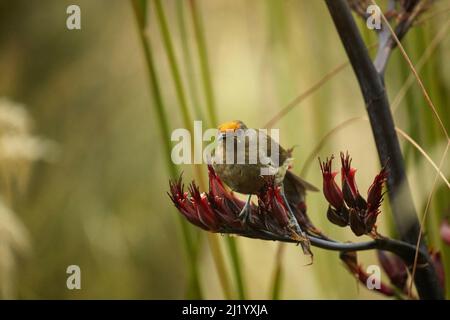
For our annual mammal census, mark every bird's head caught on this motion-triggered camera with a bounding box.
[217,120,247,138]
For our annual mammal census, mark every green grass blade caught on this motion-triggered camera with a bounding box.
[186,0,247,299]
[153,0,237,299]
[130,0,203,299]
[189,0,218,126]
[225,237,246,299]
[154,0,192,128]
[175,0,205,122]
[270,243,285,299]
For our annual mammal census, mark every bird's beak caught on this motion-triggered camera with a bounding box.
[217,132,227,141]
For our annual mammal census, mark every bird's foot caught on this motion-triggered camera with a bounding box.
[289,229,313,262]
[289,225,309,243]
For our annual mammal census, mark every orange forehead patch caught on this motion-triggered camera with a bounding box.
[218,121,240,132]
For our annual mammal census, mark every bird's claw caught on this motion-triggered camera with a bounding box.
[237,195,252,225]
[290,229,309,243]
[238,206,250,224]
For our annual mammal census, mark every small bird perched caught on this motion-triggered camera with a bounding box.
[212,120,318,252]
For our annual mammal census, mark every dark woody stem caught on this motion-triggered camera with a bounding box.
[227,230,430,267]
[309,235,429,267]
[324,0,443,299]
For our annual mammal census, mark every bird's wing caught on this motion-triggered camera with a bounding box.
[285,170,319,192]
[262,131,319,192]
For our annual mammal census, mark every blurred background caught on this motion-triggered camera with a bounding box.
[0,0,448,299]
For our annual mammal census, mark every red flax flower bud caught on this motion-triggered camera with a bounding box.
[341,152,358,200]
[319,156,344,210]
[260,183,290,228]
[429,249,445,291]
[327,206,349,227]
[440,218,450,246]
[349,209,367,236]
[169,176,216,230]
[207,165,247,229]
[188,183,220,231]
[319,152,388,236]
[377,250,408,291]
[340,251,395,297]
[365,167,387,232]
[340,152,367,210]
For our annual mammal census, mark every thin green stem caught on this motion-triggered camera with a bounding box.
[153,0,236,299]
[189,0,218,126]
[270,243,285,300]
[175,0,205,121]
[130,0,202,298]
[225,237,246,299]
[207,234,233,299]
[154,0,192,128]
[186,0,247,299]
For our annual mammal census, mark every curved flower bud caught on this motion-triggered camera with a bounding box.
[340,152,358,195]
[327,206,349,227]
[367,167,387,212]
[429,249,445,291]
[259,183,290,228]
[168,177,211,231]
[188,183,220,231]
[340,152,367,210]
[377,250,408,290]
[365,167,387,232]
[340,251,395,297]
[440,218,450,246]
[319,156,344,210]
[207,165,247,228]
[349,209,366,236]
